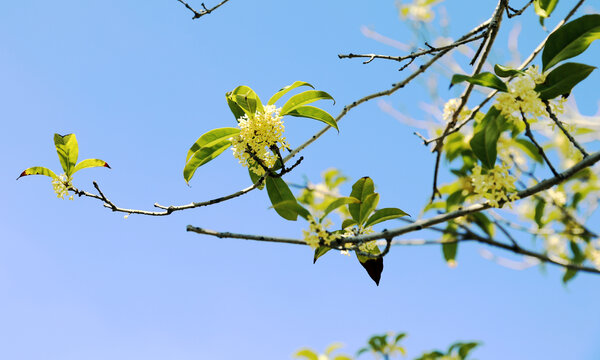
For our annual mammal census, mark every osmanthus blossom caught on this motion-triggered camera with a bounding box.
[442,98,471,123]
[231,104,290,177]
[495,65,566,120]
[398,0,440,22]
[51,173,74,201]
[470,163,519,207]
[302,215,340,249]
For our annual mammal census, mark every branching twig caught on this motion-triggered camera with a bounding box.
[520,109,560,177]
[176,0,231,19]
[544,100,590,158]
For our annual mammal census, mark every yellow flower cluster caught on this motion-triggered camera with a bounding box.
[471,163,519,207]
[495,66,565,120]
[399,0,437,22]
[584,242,600,269]
[231,105,290,177]
[545,235,567,258]
[52,174,74,200]
[442,98,471,123]
[302,216,340,249]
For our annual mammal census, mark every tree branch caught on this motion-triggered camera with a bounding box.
[176,0,231,19]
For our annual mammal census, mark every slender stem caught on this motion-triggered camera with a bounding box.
[520,109,559,177]
[544,100,589,158]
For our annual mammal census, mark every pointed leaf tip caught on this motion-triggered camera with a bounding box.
[104,162,111,169]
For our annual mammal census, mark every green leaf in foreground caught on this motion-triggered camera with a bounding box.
[280,90,335,116]
[286,105,339,131]
[357,248,383,286]
[17,166,58,180]
[267,81,314,105]
[365,208,410,227]
[321,197,360,221]
[54,133,79,176]
[469,107,505,169]
[542,14,600,71]
[266,176,299,221]
[72,159,111,174]
[183,139,232,183]
[450,72,508,92]
[493,64,525,78]
[186,127,240,163]
[534,0,559,19]
[313,245,332,263]
[273,200,310,220]
[348,177,375,222]
[535,62,596,100]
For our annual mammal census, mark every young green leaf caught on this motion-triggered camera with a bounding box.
[493,64,525,78]
[186,127,240,163]
[469,107,505,169]
[342,218,358,229]
[248,168,265,190]
[267,81,314,105]
[348,177,375,222]
[183,139,232,183]
[273,200,310,220]
[450,72,508,92]
[266,176,299,221]
[325,343,344,356]
[285,105,339,131]
[534,0,559,19]
[54,133,79,176]
[542,14,600,71]
[365,208,410,228]
[294,349,319,360]
[356,249,383,286]
[280,90,335,116]
[71,159,111,174]
[227,85,264,118]
[321,197,360,221]
[17,166,58,180]
[359,193,380,226]
[226,95,246,121]
[535,62,596,99]
[443,241,458,264]
[313,245,332,264]
[514,138,543,163]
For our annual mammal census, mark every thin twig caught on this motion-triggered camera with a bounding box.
[544,100,589,158]
[520,109,559,177]
[176,0,231,19]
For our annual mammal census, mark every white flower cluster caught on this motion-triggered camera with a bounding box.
[52,173,74,200]
[231,105,290,177]
[442,98,471,123]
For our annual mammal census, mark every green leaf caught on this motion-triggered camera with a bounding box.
[186,127,240,163]
[294,349,319,360]
[313,246,332,263]
[469,107,505,169]
[248,168,265,190]
[365,208,409,227]
[333,356,353,360]
[183,139,232,183]
[443,241,458,264]
[493,64,525,78]
[534,199,546,228]
[227,85,264,118]
[450,72,508,92]
[286,105,339,131]
[470,212,495,238]
[71,159,111,174]
[348,177,375,222]
[267,81,314,105]
[536,62,596,99]
[226,95,246,121]
[514,138,543,163]
[325,342,344,356]
[17,166,58,180]
[280,90,335,116]
[534,0,559,18]
[54,133,79,176]
[273,200,310,220]
[356,249,383,286]
[322,197,360,221]
[562,268,578,283]
[359,193,380,226]
[342,218,358,229]
[542,14,600,71]
[458,342,480,358]
[266,176,298,221]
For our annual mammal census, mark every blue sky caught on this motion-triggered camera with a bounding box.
[1,1,599,359]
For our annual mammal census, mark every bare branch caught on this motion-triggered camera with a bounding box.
[176,0,231,19]
[544,100,590,158]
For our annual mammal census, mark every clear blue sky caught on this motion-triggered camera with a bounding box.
[1,1,599,359]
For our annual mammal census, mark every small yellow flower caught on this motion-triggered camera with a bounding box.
[52,173,73,200]
[471,163,519,207]
[231,105,290,177]
[442,98,471,123]
[302,215,340,249]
